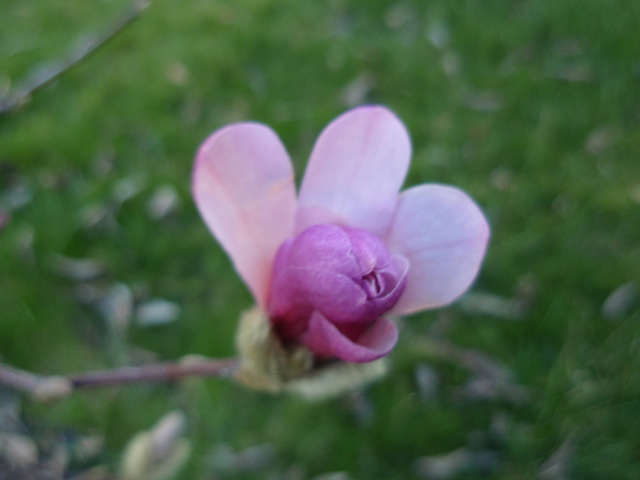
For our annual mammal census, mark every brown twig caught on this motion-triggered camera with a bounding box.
[0,362,42,392]
[69,357,240,388]
[0,0,150,115]
[0,357,240,401]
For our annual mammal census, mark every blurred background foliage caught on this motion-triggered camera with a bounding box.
[1,0,639,478]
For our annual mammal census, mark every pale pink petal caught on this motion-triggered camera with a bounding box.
[295,106,411,235]
[303,312,398,363]
[386,185,490,314]
[192,123,296,305]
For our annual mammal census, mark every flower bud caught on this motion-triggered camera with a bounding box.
[268,224,408,362]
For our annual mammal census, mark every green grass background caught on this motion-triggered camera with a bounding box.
[1,0,640,478]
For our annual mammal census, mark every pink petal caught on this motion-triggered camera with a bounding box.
[386,185,490,314]
[192,123,296,305]
[295,106,411,235]
[303,312,398,363]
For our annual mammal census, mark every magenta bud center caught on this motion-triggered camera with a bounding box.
[267,223,408,343]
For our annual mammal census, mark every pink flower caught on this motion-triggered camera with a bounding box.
[192,106,489,364]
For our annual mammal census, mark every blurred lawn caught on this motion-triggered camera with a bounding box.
[1,0,640,478]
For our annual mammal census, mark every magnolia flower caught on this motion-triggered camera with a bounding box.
[193,106,489,364]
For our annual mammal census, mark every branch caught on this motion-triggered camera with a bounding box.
[0,0,150,115]
[69,357,240,387]
[0,356,240,401]
[0,362,42,392]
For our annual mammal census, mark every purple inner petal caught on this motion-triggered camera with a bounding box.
[302,311,399,363]
[268,223,409,361]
